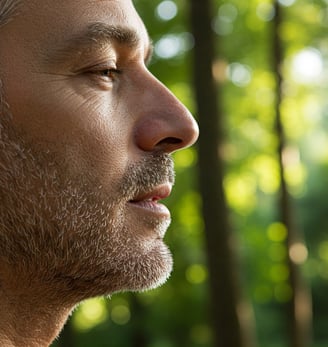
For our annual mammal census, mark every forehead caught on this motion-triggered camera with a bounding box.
[6,0,149,54]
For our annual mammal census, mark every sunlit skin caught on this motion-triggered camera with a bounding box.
[0,0,198,346]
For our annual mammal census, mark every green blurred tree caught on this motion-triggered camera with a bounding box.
[189,0,254,346]
[270,2,312,347]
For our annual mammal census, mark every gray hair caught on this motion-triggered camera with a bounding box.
[0,0,21,28]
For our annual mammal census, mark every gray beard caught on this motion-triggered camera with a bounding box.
[0,103,174,302]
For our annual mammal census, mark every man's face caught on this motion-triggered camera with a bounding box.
[0,0,198,298]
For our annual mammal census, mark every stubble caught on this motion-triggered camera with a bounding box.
[0,102,174,300]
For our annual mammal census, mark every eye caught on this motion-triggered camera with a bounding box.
[89,67,122,83]
[76,63,122,89]
[81,65,122,85]
[97,68,121,79]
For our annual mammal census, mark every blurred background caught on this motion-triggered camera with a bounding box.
[52,0,328,346]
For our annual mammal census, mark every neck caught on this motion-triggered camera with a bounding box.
[0,298,73,347]
[0,306,72,347]
[0,264,76,347]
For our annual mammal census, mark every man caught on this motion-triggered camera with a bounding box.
[0,0,198,346]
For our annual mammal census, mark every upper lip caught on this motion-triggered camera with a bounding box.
[129,183,172,203]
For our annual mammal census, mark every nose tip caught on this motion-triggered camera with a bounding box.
[174,114,199,150]
[135,106,199,154]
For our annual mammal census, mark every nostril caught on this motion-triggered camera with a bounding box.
[134,112,198,153]
[156,137,182,147]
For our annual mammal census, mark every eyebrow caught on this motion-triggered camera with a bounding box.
[45,22,153,66]
[80,22,140,47]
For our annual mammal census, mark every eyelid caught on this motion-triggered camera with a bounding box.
[96,68,122,80]
[74,60,118,74]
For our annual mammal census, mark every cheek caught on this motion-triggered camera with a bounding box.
[4,77,131,184]
[76,118,130,185]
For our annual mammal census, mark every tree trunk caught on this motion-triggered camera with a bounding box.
[271,2,312,347]
[189,1,252,346]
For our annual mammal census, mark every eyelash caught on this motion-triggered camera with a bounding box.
[96,68,122,79]
[81,66,122,85]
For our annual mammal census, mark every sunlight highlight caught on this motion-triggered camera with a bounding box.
[73,298,109,332]
[156,0,178,21]
[256,3,275,22]
[155,33,193,59]
[291,48,323,84]
[212,3,238,36]
[155,35,181,59]
[227,62,252,87]
[252,155,280,194]
[278,0,296,6]
[224,173,257,215]
[289,242,308,265]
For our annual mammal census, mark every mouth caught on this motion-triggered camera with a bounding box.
[128,183,172,217]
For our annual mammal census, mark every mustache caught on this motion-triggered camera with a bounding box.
[119,153,175,200]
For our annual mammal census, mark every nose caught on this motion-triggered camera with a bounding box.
[134,73,199,154]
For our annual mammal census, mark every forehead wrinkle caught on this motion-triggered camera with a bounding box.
[85,22,153,63]
[42,22,152,67]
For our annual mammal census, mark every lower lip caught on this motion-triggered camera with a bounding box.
[128,200,171,218]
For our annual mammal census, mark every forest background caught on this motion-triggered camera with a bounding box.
[52,0,328,346]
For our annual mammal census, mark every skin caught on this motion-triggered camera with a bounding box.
[0,0,198,346]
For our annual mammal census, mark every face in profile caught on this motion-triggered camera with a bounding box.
[0,0,198,299]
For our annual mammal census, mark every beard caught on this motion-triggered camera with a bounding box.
[0,102,174,301]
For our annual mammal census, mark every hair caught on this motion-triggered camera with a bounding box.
[0,0,21,28]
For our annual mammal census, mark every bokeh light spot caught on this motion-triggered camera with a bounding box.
[186,264,208,284]
[256,3,275,22]
[156,0,178,21]
[227,63,252,87]
[155,33,192,59]
[155,35,181,59]
[291,48,323,84]
[267,223,287,242]
[111,304,131,325]
[73,298,109,332]
[174,147,197,169]
[278,0,296,6]
[289,242,308,264]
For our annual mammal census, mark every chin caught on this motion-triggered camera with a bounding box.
[101,241,174,295]
[99,209,174,294]
[54,233,174,301]
[124,243,174,293]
